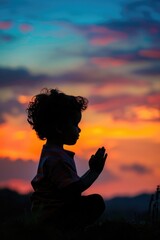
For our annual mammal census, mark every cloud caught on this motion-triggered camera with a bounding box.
[0,157,37,181]
[0,65,159,122]
[120,163,152,175]
[0,33,15,42]
[89,92,160,121]
[0,67,47,88]
[99,48,160,63]
[86,26,127,46]
[139,49,160,59]
[89,92,160,111]
[105,18,160,37]
[52,12,160,50]
[0,156,118,187]
[82,44,160,66]
[0,67,100,92]
[133,64,160,76]
[0,99,26,124]
[0,66,134,91]
[91,57,127,68]
[96,2,160,48]
[19,23,33,33]
[53,21,127,47]
[0,21,12,30]
[89,95,142,116]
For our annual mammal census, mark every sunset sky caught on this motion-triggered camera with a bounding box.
[0,0,160,199]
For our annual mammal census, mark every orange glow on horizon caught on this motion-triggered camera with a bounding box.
[0,113,159,160]
[0,109,159,198]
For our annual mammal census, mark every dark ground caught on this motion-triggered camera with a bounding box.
[0,188,160,240]
[1,215,160,240]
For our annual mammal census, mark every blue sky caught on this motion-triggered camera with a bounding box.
[1,0,160,75]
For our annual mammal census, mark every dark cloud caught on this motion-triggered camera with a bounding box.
[0,157,118,185]
[0,64,156,92]
[120,163,152,175]
[1,66,160,123]
[105,18,160,40]
[133,64,160,76]
[0,157,37,181]
[0,67,47,88]
[0,66,135,91]
[0,66,99,89]
[90,48,160,64]
[0,33,15,42]
[0,99,27,124]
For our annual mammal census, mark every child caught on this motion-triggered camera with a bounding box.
[26,88,107,230]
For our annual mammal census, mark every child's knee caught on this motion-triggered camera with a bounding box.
[92,194,105,212]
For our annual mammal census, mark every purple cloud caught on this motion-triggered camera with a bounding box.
[0,157,37,181]
[0,33,15,42]
[0,21,12,30]
[0,65,159,123]
[0,99,27,124]
[89,92,160,110]
[0,157,118,186]
[0,66,134,91]
[90,48,160,64]
[120,163,152,175]
[0,67,47,88]
[133,64,160,76]
[89,92,160,121]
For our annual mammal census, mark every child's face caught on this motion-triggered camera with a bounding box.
[62,111,81,145]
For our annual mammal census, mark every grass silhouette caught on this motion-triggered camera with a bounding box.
[1,188,160,240]
[1,212,160,240]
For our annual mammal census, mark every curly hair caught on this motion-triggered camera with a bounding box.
[26,88,88,140]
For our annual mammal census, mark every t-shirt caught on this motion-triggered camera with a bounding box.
[31,144,100,216]
[31,144,80,208]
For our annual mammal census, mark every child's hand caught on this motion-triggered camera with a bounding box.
[89,147,107,174]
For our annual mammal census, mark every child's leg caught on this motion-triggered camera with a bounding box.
[59,194,105,229]
[36,194,105,230]
[76,194,106,226]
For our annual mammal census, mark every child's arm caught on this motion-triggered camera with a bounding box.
[60,147,107,199]
[80,147,107,191]
[89,147,107,173]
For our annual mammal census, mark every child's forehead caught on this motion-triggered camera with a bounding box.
[72,110,82,122]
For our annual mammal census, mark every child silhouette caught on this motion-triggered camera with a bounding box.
[26,88,107,231]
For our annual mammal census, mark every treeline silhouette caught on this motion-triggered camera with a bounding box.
[0,188,159,240]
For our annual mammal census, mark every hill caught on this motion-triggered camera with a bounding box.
[1,188,159,240]
[104,193,152,222]
[0,188,153,223]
